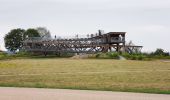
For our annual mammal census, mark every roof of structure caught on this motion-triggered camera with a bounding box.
[107,32,126,35]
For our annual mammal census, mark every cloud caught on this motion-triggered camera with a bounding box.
[132,25,169,33]
[125,25,170,51]
[0,0,170,51]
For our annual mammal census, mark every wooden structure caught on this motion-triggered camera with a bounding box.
[23,30,143,55]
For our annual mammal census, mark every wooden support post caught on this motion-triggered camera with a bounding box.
[116,43,119,52]
[122,42,125,53]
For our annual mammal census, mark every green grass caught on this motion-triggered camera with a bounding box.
[0,58,170,94]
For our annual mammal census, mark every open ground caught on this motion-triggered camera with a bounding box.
[0,58,170,94]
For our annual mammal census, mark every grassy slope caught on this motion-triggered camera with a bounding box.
[0,58,170,94]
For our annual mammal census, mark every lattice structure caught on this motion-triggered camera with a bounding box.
[23,31,143,55]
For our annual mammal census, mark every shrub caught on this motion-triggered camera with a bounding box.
[106,52,119,59]
[131,55,137,60]
[95,53,101,58]
[137,55,144,60]
[16,51,31,57]
[0,52,8,60]
[121,53,131,59]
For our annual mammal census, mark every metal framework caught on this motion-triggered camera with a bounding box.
[23,31,143,55]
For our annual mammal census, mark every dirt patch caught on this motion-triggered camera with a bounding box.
[161,60,170,63]
[70,54,90,59]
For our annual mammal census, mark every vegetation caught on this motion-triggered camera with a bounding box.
[1,48,169,61]
[24,28,40,38]
[4,27,51,53]
[36,27,51,38]
[0,51,74,60]
[0,58,170,94]
[0,52,8,60]
[94,52,119,59]
[91,48,170,60]
[153,48,169,56]
[1,28,170,95]
[4,28,25,52]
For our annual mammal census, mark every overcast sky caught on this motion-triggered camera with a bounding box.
[0,0,170,52]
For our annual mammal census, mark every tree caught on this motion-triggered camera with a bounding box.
[4,27,52,52]
[125,40,141,53]
[4,28,25,52]
[36,27,51,39]
[153,48,169,56]
[154,48,164,55]
[24,28,40,39]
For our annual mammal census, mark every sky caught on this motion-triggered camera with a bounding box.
[0,0,170,52]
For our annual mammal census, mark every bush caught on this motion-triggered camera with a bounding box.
[0,52,9,60]
[0,51,33,60]
[106,52,119,59]
[121,53,131,59]
[121,53,147,60]
[137,55,145,60]
[16,51,31,57]
[131,55,137,60]
[150,48,170,57]
[95,53,101,58]
[94,52,119,59]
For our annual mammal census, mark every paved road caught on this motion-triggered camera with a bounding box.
[0,87,170,100]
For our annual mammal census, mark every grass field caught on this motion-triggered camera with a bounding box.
[0,58,170,94]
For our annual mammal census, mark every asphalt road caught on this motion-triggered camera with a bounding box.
[0,87,170,100]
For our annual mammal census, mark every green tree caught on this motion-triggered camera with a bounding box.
[24,28,40,39]
[36,27,51,39]
[154,48,165,55]
[4,28,25,52]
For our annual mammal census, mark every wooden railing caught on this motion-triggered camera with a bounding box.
[110,37,125,42]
